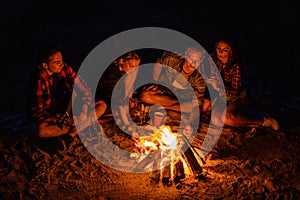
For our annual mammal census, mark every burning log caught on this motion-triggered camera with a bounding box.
[151,160,161,184]
[180,144,202,176]
[173,159,185,183]
[134,125,204,184]
[161,148,174,185]
[180,132,206,167]
[162,164,171,185]
[134,150,161,172]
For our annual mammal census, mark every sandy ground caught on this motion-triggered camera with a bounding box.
[1,1,300,199]
[1,86,300,199]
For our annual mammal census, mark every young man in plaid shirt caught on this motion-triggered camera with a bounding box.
[30,44,106,137]
[140,46,218,133]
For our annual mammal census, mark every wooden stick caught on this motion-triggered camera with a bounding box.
[180,138,203,176]
[181,133,206,166]
[134,150,161,172]
[162,164,171,184]
[173,159,185,182]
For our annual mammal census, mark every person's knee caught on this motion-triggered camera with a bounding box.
[37,130,49,138]
[96,100,107,110]
[224,113,237,126]
[37,122,51,137]
[210,111,225,127]
[211,116,224,127]
[95,100,107,118]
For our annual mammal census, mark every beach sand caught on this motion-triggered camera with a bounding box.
[1,1,300,199]
[0,104,300,199]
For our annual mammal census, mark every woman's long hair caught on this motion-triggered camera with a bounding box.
[211,35,239,69]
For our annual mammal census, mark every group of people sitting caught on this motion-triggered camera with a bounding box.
[29,36,279,139]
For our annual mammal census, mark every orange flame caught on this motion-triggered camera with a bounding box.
[138,126,177,154]
[137,125,192,178]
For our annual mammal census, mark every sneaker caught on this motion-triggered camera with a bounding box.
[263,117,280,131]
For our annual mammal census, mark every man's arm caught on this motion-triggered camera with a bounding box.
[191,74,206,108]
[31,78,51,121]
[68,65,92,107]
[186,73,206,127]
[153,63,162,82]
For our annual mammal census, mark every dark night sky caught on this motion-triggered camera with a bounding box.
[1,0,299,114]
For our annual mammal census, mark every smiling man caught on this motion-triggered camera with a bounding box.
[30,43,107,138]
[140,46,219,129]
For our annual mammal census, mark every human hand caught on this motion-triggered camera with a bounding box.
[206,76,225,96]
[66,117,75,127]
[143,84,160,92]
[206,76,219,90]
[79,104,89,122]
[142,84,162,96]
[56,112,70,130]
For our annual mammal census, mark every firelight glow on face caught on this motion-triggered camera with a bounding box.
[74,27,226,173]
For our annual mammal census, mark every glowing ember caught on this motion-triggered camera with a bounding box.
[137,126,177,154]
[136,125,197,182]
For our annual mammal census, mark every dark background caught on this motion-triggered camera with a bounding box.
[1,0,299,115]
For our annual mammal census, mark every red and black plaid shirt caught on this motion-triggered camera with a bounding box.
[31,63,92,121]
[218,63,242,99]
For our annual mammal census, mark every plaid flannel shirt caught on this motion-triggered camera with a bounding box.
[31,62,92,121]
[219,63,242,99]
[157,51,212,107]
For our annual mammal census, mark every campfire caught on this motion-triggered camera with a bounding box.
[134,125,204,184]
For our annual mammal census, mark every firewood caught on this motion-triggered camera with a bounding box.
[181,146,202,176]
[162,164,171,185]
[173,159,185,183]
[150,158,161,184]
[134,150,161,172]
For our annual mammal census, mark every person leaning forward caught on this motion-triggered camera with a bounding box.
[140,46,220,132]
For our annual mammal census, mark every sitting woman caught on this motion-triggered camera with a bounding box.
[111,52,141,130]
[203,36,279,131]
